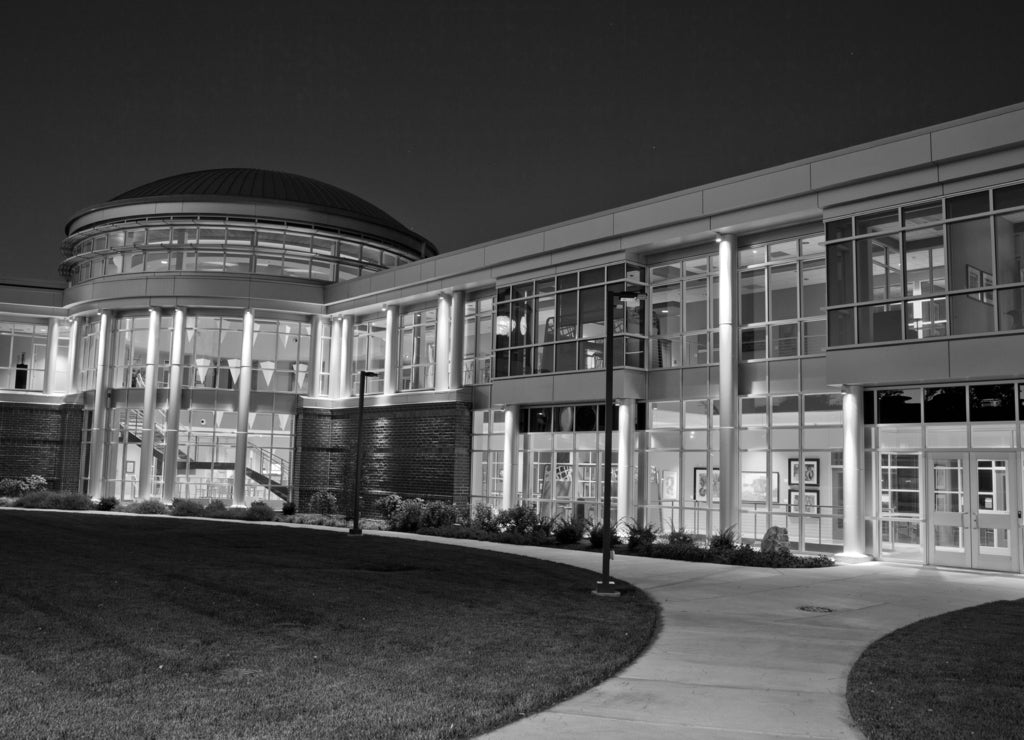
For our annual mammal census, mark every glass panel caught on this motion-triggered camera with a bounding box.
[826,219,852,241]
[856,209,899,235]
[997,288,1024,330]
[949,292,995,335]
[769,323,799,357]
[858,303,903,343]
[827,308,855,346]
[770,264,798,320]
[947,191,989,218]
[826,242,854,306]
[802,319,827,354]
[740,328,766,361]
[947,217,993,290]
[969,384,1016,421]
[904,297,947,338]
[993,212,1024,284]
[924,386,966,423]
[925,425,967,448]
[683,278,708,331]
[856,236,902,301]
[877,388,922,423]
[800,259,826,317]
[739,270,766,324]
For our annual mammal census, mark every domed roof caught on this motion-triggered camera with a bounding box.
[110,168,409,233]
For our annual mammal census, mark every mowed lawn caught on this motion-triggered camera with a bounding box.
[0,511,658,740]
[847,598,1024,739]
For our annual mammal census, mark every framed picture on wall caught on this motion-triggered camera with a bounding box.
[788,458,819,487]
[693,467,720,503]
[788,489,819,514]
[740,472,779,503]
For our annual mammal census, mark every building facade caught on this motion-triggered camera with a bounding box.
[3,104,1024,572]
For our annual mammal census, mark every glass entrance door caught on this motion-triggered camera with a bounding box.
[928,452,1020,572]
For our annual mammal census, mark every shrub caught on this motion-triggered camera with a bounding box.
[419,500,463,529]
[123,499,168,515]
[203,500,228,515]
[0,496,17,507]
[170,498,204,517]
[379,493,403,519]
[281,500,296,516]
[386,497,424,532]
[0,475,49,496]
[552,516,587,545]
[16,490,93,510]
[625,520,658,551]
[666,529,694,546]
[495,504,548,535]
[588,520,621,549]
[246,502,275,521]
[308,490,339,515]
[709,525,737,552]
[96,496,118,511]
[472,502,499,533]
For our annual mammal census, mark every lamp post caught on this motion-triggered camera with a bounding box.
[595,288,642,596]
[350,370,378,535]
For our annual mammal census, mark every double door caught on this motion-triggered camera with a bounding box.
[928,452,1020,572]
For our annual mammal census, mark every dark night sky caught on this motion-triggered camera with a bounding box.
[3,1,1024,284]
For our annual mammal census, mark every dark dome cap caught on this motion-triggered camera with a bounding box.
[110,168,410,233]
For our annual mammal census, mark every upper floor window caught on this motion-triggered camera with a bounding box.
[399,307,436,391]
[493,263,646,378]
[826,183,1024,346]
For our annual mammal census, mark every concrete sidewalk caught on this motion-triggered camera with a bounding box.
[371,531,1024,739]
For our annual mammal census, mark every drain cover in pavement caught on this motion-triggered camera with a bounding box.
[798,605,834,613]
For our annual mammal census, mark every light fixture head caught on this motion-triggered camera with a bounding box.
[714,233,723,243]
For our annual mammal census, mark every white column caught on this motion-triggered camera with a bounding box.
[616,399,635,526]
[435,294,451,391]
[87,311,112,500]
[328,317,342,398]
[449,291,465,390]
[384,305,398,395]
[161,308,186,502]
[66,318,79,394]
[502,404,518,510]
[339,316,353,398]
[310,316,325,398]
[232,310,254,507]
[718,234,741,537]
[842,385,869,559]
[44,317,60,395]
[138,308,160,500]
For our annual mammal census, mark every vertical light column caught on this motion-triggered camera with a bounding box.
[502,404,518,510]
[138,308,160,500]
[44,317,60,395]
[384,305,398,395]
[842,384,868,558]
[161,308,186,502]
[616,399,634,526]
[435,294,451,392]
[449,291,465,391]
[339,316,353,398]
[328,317,342,398]
[66,318,79,394]
[717,234,741,536]
[232,309,254,507]
[87,311,112,500]
[310,316,325,398]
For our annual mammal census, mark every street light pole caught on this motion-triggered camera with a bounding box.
[350,370,377,535]
[595,288,641,596]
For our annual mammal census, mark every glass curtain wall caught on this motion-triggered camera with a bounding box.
[826,182,1024,346]
[866,382,1024,564]
[399,307,436,391]
[640,233,840,551]
[99,313,308,505]
[0,321,50,390]
[351,317,386,395]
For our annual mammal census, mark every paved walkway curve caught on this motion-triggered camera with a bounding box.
[368,531,1024,739]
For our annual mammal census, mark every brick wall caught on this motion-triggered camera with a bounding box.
[294,401,472,517]
[0,403,84,492]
